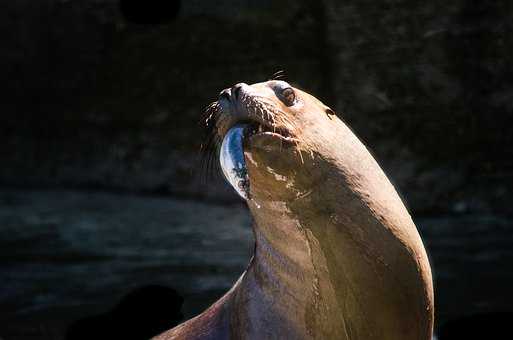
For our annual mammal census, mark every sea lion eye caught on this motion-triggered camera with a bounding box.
[325,107,336,120]
[280,87,296,106]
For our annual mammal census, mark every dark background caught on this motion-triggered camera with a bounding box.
[1,1,512,339]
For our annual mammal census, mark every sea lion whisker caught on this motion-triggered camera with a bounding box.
[201,108,221,140]
[271,113,277,134]
[279,115,296,131]
[257,106,265,123]
[200,102,222,182]
[265,110,273,127]
[270,70,286,80]
[201,101,219,120]
[200,134,220,181]
[255,98,278,109]
[207,144,221,179]
[213,115,231,137]
[295,143,304,164]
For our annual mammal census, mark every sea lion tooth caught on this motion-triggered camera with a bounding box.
[219,124,250,200]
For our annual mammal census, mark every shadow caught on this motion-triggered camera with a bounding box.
[66,285,184,340]
[438,312,513,340]
[119,0,181,25]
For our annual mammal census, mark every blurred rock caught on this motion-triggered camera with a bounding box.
[1,1,512,214]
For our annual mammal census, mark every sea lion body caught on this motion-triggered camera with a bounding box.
[155,81,434,339]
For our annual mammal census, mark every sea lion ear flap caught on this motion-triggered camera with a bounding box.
[324,106,337,120]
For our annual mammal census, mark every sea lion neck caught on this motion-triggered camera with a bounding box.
[247,200,319,298]
[231,199,346,339]
[237,108,434,339]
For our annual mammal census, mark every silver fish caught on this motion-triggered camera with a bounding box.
[219,124,250,200]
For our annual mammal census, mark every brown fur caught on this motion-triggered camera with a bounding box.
[155,81,434,340]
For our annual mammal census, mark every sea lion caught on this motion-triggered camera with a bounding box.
[155,80,434,339]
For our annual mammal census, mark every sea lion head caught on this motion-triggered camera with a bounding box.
[207,80,338,203]
[203,79,434,340]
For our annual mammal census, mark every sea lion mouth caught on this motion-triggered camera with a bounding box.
[202,81,301,200]
[244,122,297,143]
[214,82,298,145]
[218,123,296,200]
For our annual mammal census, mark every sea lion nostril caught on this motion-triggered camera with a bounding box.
[219,89,231,102]
[232,83,245,100]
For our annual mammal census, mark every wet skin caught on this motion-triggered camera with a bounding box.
[154,81,434,340]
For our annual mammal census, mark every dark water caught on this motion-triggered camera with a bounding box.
[0,189,512,339]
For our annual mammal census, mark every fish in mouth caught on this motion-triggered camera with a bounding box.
[202,79,302,200]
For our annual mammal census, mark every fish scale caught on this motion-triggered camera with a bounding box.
[219,124,250,200]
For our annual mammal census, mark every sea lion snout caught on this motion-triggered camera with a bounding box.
[219,83,249,101]
[218,88,231,102]
[215,83,254,138]
[213,81,300,145]
[218,83,249,105]
[208,81,308,202]
[231,82,249,101]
